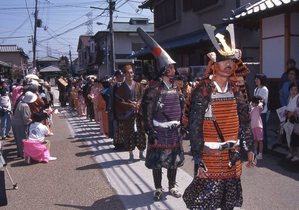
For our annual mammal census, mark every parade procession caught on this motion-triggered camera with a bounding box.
[0,1,299,210]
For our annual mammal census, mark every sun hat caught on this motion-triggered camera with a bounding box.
[38,79,45,84]
[44,81,50,86]
[140,79,148,85]
[29,79,40,86]
[22,91,38,103]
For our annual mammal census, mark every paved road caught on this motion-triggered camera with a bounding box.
[1,110,123,210]
[64,111,192,210]
[63,110,299,210]
[1,87,299,210]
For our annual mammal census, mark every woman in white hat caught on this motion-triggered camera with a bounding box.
[11,91,35,158]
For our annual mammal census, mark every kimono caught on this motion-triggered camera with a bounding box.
[114,81,146,151]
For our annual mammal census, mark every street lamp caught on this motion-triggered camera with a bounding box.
[96,22,108,27]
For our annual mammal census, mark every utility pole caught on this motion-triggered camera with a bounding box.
[32,0,38,69]
[91,1,115,76]
[109,0,115,75]
[69,45,73,75]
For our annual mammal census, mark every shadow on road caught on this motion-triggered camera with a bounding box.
[256,150,299,181]
[76,159,130,170]
[55,195,124,210]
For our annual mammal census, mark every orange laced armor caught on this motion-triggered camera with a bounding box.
[202,91,242,179]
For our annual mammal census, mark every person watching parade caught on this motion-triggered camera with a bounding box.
[114,64,146,163]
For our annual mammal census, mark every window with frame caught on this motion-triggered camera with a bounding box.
[155,0,177,28]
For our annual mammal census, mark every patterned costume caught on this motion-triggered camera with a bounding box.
[114,81,146,151]
[183,80,253,209]
[182,24,254,210]
[142,81,184,169]
[111,80,124,149]
[137,27,184,200]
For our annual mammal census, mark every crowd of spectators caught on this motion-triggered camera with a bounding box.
[0,77,56,164]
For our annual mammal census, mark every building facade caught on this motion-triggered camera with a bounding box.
[94,18,154,78]
[0,45,29,78]
[227,0,299,110]
[36,56,60,69]
[77,35,96,76]
[138,0,260,68]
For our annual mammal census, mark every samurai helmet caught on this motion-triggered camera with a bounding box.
[137,27,176,74]
[203,24,242,62]
[203,23,250,78]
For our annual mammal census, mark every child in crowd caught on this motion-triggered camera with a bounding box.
[24,111,57,164]
[250,96,264,159]
[44,103,55,136]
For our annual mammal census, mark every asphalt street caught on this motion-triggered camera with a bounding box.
[1,87,299,210]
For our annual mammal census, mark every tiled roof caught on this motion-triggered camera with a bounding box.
[0,60,10,67]
[39,65,61,72]
[228,0,299,21]
[37,56,59,62]
[113,22,154,33]
[0,45,24,53]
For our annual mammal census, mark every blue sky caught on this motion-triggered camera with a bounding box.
[0,0,153,61]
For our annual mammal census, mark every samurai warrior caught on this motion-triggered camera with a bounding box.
[182,24,255,210]
[138,27,185,201]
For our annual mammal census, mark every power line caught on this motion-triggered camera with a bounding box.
[39,10,107,43]
[53,11,93,32]
[0,17,29,44]
[0,35,31,39]
[45,27,71,46]
[24,0,34,31]
[0,1,108,10]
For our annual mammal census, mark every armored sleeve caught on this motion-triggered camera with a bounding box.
[188,84,210,162]
[181,89,192,131]
[236,92,254,152]
[141,87,158,144]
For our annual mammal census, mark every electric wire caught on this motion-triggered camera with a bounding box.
[0,0,152,58]
[24,0,34,31]
[1,17,30,44]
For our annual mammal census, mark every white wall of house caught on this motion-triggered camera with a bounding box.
[262,14,285,78]
[114,33,132,54]
[290,12,299,66]
[261,12,299,79]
